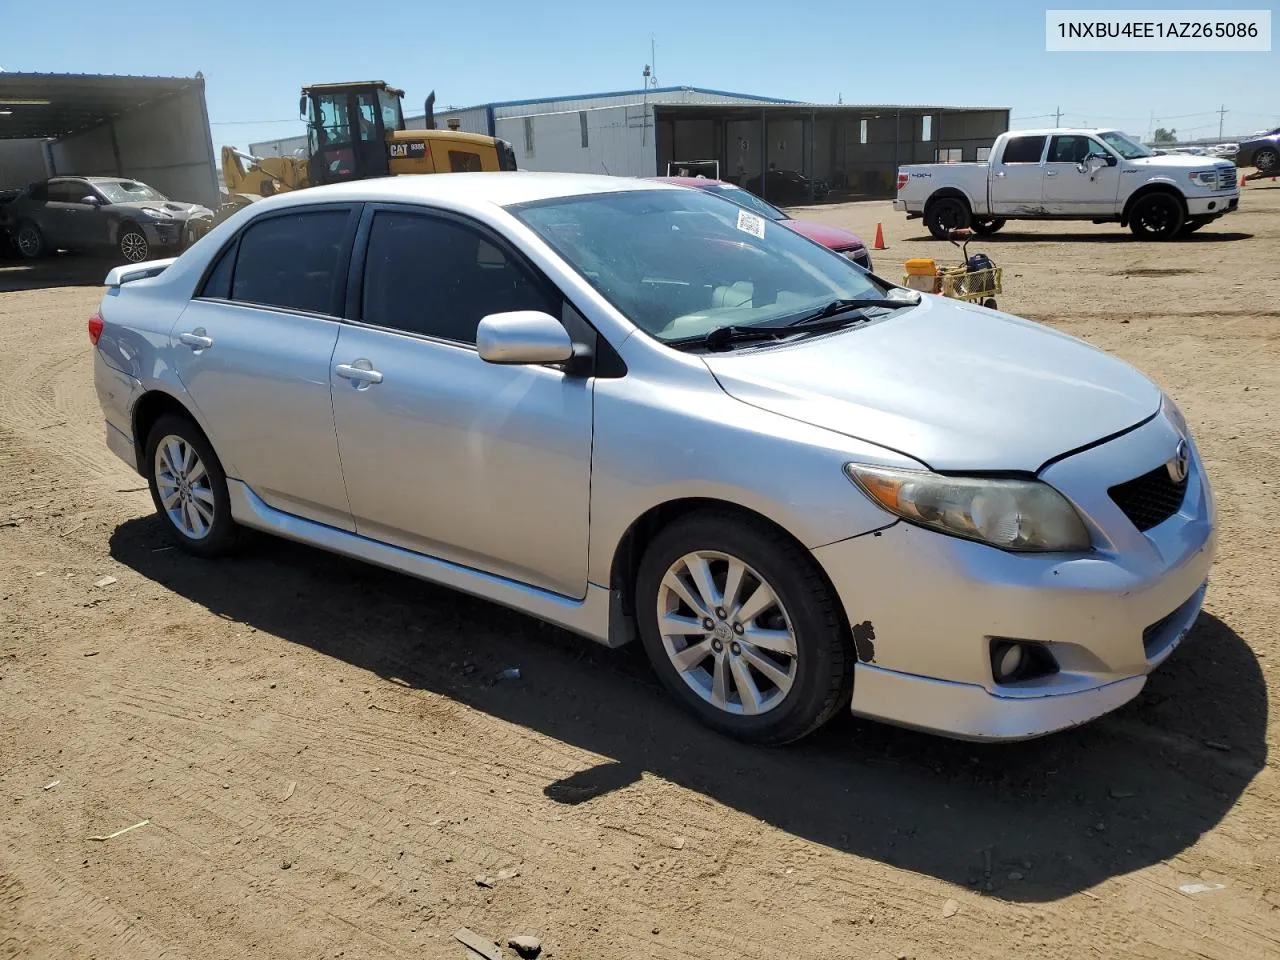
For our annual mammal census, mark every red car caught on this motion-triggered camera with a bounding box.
[650,176,872,271]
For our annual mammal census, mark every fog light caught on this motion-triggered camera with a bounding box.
[989,639,1058,685]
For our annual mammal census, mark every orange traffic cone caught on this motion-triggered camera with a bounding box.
[873,223,887,250]
[1240,173,1247,187]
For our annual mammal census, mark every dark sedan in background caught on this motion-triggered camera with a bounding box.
[651,176,871,270]
[1236,127,1280,174]
[3,177,212,264]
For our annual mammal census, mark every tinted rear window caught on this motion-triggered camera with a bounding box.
[230,210,351,315]
[1001,136,1047,164]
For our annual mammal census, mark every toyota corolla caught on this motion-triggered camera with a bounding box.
[91,173,1215,744]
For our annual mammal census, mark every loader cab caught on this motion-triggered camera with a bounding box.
[302,81,406,186]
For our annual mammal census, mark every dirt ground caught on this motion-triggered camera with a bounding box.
[2,184,1280,960]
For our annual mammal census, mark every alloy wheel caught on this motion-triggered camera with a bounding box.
[16,226,40,257]
[655,550,798,716]
[120,230,149,263]
[154,435,215,540]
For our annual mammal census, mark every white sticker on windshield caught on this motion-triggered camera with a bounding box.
[736,208,766,239]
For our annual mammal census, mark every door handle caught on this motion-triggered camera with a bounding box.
[994,170,1006,178]
[334,361,383,386]
[179,330,213,350]
[1045,170,1058,177]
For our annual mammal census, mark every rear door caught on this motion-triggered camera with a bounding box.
[989,135,1047,214]
[172,205,359,531]
[42,180,93,248]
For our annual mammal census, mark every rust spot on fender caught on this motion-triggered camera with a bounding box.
[851,621,876,663]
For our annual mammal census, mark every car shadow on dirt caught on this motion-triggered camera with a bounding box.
[0,254,115,292]
[109,516,1267,904]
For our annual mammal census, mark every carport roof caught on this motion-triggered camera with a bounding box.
[0,72,204,140]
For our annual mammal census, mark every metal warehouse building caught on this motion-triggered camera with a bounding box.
[0,73,219,207]
[253,86,1009,201]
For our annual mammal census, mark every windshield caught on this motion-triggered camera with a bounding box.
[377,88,404,131]
[702,184,787,221]
[511,188,887,344]
[1098,131,1152,159]
[96,180,167,203]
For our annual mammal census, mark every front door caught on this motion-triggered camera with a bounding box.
[172,206,359,531]
[43,180,103,249]
[989,134,1048,215]
[1042,135,1122,215]
[329,207,593,597]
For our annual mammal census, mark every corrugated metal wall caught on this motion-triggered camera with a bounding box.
[496,104,655,177]
[0,140,51,190]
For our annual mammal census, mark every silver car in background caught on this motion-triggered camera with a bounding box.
[90,173,1215,744]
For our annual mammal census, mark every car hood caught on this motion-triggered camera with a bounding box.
[703,296,1161,472]
[781,218,866,250]
[1130,154,1233,171]
[118,200,212,220]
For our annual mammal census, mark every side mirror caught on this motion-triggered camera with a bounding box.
[81,195,102,206]
[299,94,308,118]
[476,311,574,365]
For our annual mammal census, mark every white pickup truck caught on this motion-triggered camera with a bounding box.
[894,128,1240,240]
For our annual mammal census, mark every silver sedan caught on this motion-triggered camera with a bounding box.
[90,173,1215,744]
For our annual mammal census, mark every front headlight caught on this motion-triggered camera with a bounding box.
[140,208,172,219]
[1188,170,1218,186]
[845,463,1091,552]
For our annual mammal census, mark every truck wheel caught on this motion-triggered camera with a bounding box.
[1254,147,1278,174]
[925,198,970,240]
[971,217,1006,236]
[1180,217,1211,235]
[1128,192,1184,241]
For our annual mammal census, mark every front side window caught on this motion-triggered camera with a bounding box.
[1001,136,1047,164]
[1047,135,1093,164]
[377,88,403,132]
[48,181,90,203]
[361,211,558,344]
[230,209,351,315]
[510,188,887,344]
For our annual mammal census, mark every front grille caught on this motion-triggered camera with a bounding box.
[1216,165,1238,190]
[1109,464,1189,532]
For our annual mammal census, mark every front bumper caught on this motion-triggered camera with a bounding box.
[813,412,1216,741]
[142,219,188,249]
[1185,193,1239,218]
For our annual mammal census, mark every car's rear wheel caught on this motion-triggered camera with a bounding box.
[118,222,150,263]
[1253,147,1278,174]
[971,217,1006,236]
[15,220,45,259]
[144,414,237,557]
[1128,192,1185,240]
[635,510,853,744]
[925,197,971,240]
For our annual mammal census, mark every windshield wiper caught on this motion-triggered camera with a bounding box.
[785,297,915,327]
[667,313,875,352]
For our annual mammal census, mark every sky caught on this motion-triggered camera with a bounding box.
[4,0,1277,151]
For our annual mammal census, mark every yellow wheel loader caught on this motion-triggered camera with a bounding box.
[189,81,516,244]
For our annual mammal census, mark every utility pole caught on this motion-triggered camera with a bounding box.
[1054,105,1062,125]
[1217,104,1228,140]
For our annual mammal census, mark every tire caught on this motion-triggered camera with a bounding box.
[971,217,1006,236]
[118,221,150,263]
[1253,147,1278,174]
[144,414,238,557]
[924,196,971,240]
[1180,217,1211,235]
[1128,192,1185,240]
[14,220,46,259]
[634,510,853,745]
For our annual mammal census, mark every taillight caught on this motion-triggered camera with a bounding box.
[88,312,104,346]
[896,173,909,193]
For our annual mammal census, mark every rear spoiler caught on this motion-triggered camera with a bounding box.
[104,258,179,289]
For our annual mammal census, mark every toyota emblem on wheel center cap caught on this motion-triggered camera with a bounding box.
[1167,439,1190,484]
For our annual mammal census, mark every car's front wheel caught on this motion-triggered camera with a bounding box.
[14,220,45,259]
[118,222,150,263]
[635,511,853,744]
[1128,192,1185,240]
[144,414,237,557]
